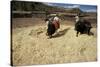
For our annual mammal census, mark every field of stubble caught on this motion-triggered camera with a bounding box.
[12,18,97,66]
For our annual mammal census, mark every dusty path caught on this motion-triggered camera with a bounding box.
[12,25,97,66]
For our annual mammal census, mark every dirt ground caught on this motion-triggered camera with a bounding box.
[11,18,97,66]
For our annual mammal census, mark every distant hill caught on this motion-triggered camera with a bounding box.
[11,1,97,18]
[11,1,63,12]
[11,1,82,14]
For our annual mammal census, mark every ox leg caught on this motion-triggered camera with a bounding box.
[87,28,91,35]
[76,31,79,37]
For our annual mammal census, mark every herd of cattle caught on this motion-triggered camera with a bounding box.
[45,14,92,38]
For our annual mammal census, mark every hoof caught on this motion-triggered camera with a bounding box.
[47,35,52,39]
[47,37,52,39]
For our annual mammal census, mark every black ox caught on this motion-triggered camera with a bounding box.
[45,17,59,38]
[75,19,92,37]
[47,20,56,38]
[45,18,56,38]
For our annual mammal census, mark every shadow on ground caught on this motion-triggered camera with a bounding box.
[82,31,94,36]
[52,27,70,38]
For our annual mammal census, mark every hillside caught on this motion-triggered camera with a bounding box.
[11,1,82,14]
[11,1,64,12]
